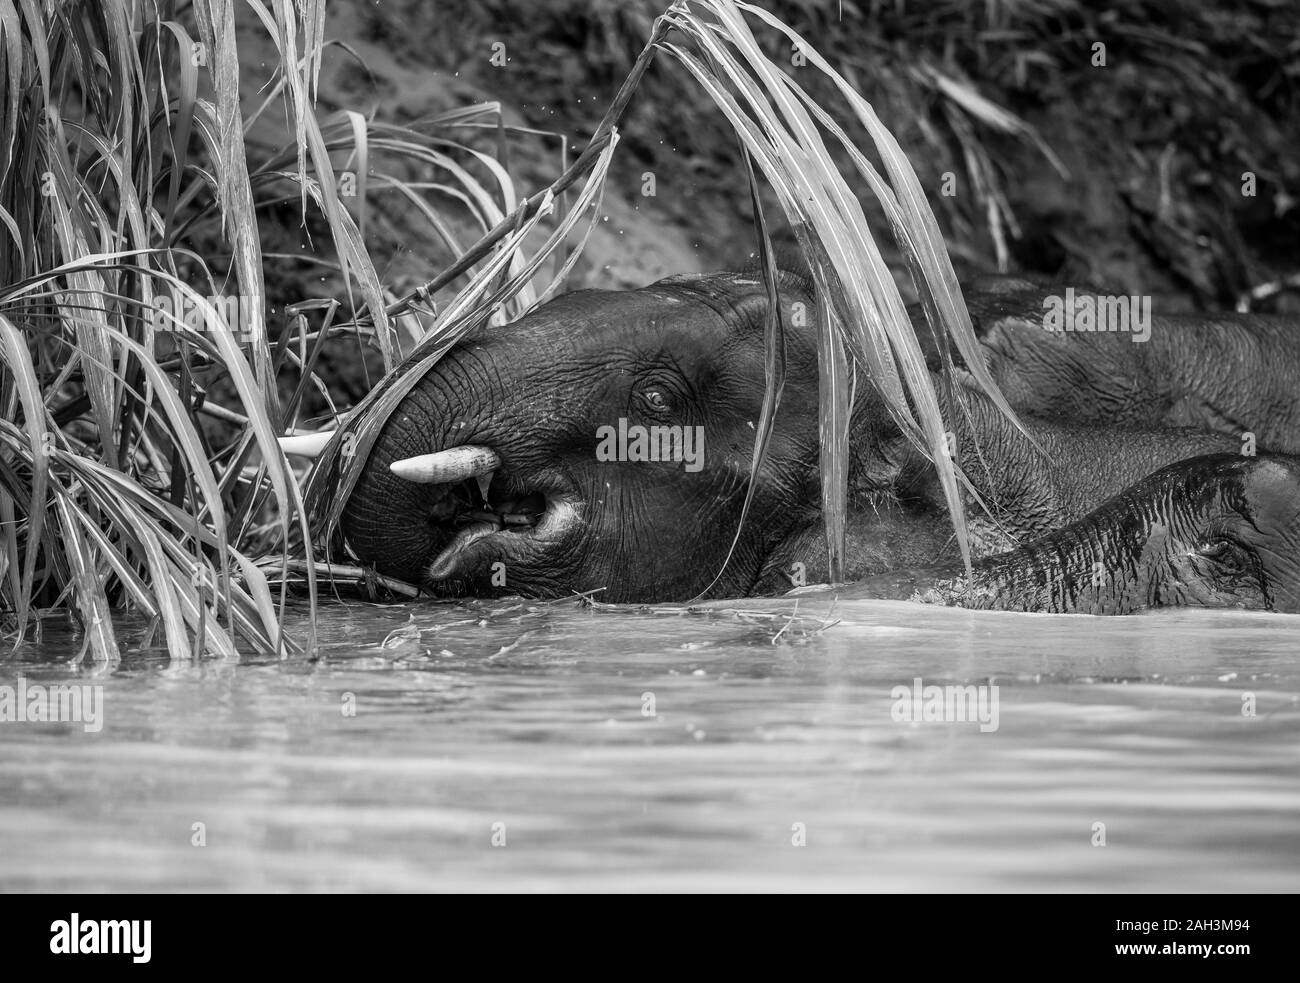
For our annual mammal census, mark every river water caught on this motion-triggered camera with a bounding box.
[1,596,1297,892]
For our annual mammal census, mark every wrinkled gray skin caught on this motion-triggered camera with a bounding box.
[836,453,1300,614]
[341,269,1300,612]
[965,274,1300,452]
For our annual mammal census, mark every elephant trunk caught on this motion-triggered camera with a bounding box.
[841,454,1280,614]
[339,328,584,592]
[343,380,466,584]
[842,506,1147,613]
[957,508,1153,614]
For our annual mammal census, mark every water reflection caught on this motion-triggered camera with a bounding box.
[2,599,1297,890]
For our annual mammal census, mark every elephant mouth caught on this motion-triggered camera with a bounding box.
[424,476,574,582]
[389,446,580,585]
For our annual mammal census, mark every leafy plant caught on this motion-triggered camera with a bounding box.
[306,0,1019,590]
[0,0,575,662]
[2,0,1022,664]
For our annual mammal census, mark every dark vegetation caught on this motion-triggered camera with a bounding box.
[353,0,1300,304]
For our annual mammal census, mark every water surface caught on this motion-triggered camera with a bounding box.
[2,597,1297,891]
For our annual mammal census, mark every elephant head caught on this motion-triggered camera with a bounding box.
[340,270,896,601]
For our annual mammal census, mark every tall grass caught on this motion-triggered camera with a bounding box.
[306,0,1019,587]
[0,0,324,664]
[2,0,1015,663]
[0,0,579,662]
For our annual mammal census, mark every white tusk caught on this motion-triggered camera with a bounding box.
[278,430,335,458]
[390,445,501,484]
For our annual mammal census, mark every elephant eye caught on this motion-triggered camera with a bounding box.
[639,389,670,414]
[1197,539,1247,571]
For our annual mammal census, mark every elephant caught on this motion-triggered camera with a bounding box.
[335,266,1300,612]
[957,275,1300,452]
[832,452,1300,614]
